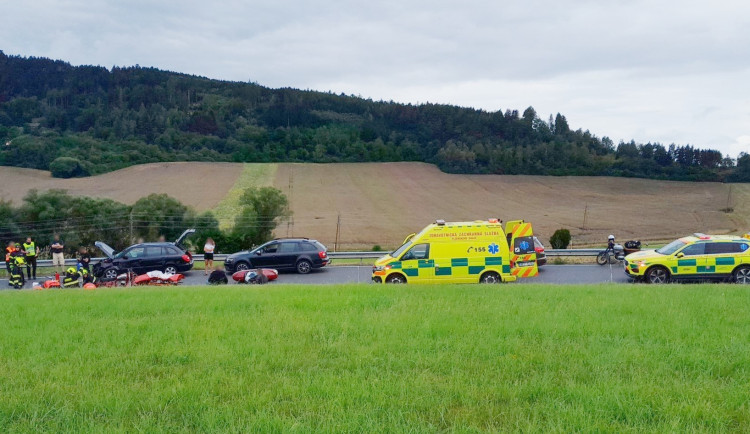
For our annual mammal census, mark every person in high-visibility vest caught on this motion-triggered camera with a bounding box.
[5,241,15,272]
[22,236,37,280]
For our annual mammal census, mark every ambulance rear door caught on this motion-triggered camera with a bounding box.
[509,221,538,278]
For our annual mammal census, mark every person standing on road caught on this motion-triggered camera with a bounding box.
[22,236,37,280]
[51,234,65,274]
[203,237,216,275]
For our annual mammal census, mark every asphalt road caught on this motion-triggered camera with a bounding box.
[1,264,632,290]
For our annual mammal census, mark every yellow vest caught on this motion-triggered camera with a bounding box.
[23,242,36,256]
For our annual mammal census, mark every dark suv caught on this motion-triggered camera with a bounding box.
[93,229,195,279]
[224,238,329,274]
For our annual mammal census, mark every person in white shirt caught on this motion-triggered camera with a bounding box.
[204,237,216,275]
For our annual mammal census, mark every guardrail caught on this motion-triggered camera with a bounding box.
[23,248,601,268]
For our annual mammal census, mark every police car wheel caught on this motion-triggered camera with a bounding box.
[480,271,501,284]
[734,266,750,284]
[104,269,118,280]
[646,266,669,284]
[386,274,406,284]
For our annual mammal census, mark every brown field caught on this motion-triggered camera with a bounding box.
[274,162,750,249]
[1,162,748,250]
[0,163,243,210]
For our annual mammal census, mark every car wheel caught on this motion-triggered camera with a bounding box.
[734,266,750,284]
[645,266,669,284]
[235,261,250,271]
[386,273,406,284]
[164,265,178,275]
[480,271,502,284]
[104,268,118,280]
[296,259,312,274]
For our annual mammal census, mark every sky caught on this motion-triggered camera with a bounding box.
[1,0,749,157]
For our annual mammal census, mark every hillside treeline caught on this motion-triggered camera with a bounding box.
[0,188,290,254]
[1,51,748,182]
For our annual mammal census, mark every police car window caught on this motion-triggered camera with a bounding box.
[402,244,429,261]
[680,243,705,256]
[705,243,737,255]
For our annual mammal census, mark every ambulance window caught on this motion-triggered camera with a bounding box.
[401,244,429,261]
[705,242,738,254]
[680,243,705,256]
[513,236,535,255]
[391,241,413,258]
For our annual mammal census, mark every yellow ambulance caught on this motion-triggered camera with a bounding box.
[372,219,538,284]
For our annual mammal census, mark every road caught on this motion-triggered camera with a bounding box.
[1,264,632,290]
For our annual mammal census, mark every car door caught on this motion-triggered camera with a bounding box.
[143,246,165,272]
[253,242,281,268]
[674,242,706,278]
[705,242,741,276]
[117,246,146,273]
[278,242,300,268]
[398,243,433,283]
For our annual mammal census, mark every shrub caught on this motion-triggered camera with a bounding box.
[372,245,382,252]
[49,157,88,178]
[549,229,571,249]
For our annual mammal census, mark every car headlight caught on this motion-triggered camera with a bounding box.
[225,257,234,263]
[373,265,385,272]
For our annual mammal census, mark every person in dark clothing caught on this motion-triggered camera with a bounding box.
[207,264,228,285]
[77,247,91,272]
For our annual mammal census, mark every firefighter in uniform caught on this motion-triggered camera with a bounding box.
[23,236,37,280]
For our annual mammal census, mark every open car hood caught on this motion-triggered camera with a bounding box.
[94,241,116,259]
[175,228,196,247]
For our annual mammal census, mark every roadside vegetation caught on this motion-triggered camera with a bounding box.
[0,284,748,431]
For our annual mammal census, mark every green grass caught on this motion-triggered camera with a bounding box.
[1,284,749,432]
[213,163,277,229]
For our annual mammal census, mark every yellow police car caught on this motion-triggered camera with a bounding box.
[625,233,750,284]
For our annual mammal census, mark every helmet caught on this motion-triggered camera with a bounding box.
[608,235,615,240]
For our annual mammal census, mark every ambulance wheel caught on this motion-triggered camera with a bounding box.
[480,271,502,284]
[734,265,750,284]
[645,266,669,284]
[386,273,406,284]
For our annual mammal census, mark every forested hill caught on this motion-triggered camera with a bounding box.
[1,51,748,181]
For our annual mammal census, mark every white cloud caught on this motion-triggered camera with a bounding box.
[0,0,748,157]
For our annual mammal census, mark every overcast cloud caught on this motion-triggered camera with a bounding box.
[2,0,749,157]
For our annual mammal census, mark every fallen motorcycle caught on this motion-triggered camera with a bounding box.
[232,269,278,284]
[132,270,185,286]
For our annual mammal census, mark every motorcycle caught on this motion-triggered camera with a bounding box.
[596,240,641,265]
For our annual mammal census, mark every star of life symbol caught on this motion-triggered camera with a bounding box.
[488,243,499,255]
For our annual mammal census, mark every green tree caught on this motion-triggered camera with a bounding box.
[130,194,189,242]
[49,157,89,178]
[233,187,291,248]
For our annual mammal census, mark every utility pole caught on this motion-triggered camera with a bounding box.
[335,214,341,252]
[129,211,134,244]
[582,203,588,230]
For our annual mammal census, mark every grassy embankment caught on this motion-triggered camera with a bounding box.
[1,284,748,431]
[212,163,277,230]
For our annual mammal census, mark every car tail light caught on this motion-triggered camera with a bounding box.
[319,251,327,259]
[182,254,190,263]
[535,247,544,254]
